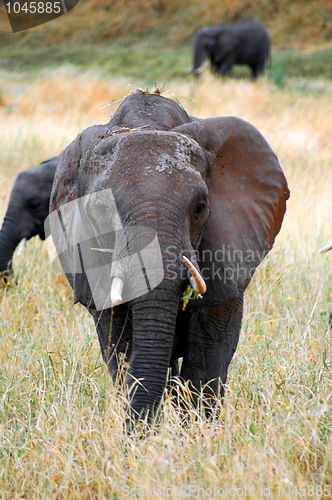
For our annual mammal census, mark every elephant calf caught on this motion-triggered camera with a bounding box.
[192,17,271,80]
[0,156,58,282]
[48,91,289,423]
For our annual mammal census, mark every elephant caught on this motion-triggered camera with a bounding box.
[192,18,271,80]
[48,90,289,423]
[0,156,58,282]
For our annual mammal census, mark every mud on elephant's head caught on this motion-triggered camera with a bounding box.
[49,91,290,422]
[0,156,58,283]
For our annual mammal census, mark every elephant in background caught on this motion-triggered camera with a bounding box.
[49,91,289,423]
[192,18,271,80]
[0,156,58,282]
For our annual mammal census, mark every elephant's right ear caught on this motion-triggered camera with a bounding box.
[49,124,109,309]
[174,117,290,307]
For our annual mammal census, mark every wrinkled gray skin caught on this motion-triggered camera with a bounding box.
[0,156,58,281]
[50,92,289,423]
[193,17,271,79]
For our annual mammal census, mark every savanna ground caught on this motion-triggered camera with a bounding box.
[0,1,332,498]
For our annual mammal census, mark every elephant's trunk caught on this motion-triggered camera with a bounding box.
[120,231,187,421]
[193,36,208,77]
[0,213,22,279]
[127,284,180,421]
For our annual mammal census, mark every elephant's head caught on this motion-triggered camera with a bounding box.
[0,156,58,282]
[192,25,219,77]
[49,92,289,421]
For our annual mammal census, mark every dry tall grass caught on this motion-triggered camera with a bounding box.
[0,69,331,498]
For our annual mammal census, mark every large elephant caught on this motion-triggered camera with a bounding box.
[48,91,289,422]
[0,156,58,282]
[192,18,271,79]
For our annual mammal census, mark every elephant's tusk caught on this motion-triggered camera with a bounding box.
[17,238,27,257]
[91,247,114,253]
[184,64,193,74]
[319,241,332,253]
[183,256,207,294]
[111,277,124,307]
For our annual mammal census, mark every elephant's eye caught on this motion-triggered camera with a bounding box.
[194,199,208,217]
[95,201,108,218]
[28,198,40,210]
[87,200,107,220]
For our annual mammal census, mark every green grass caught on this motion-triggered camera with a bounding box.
[269,46,332,86]
[1,42,332,87]
[0,42,190,80]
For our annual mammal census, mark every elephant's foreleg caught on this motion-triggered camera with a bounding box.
[250,62,265,80]
[180,294,244,406]
[216,53,236,77]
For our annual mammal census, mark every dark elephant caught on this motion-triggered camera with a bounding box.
[192,18,271,80]
[0,156,58,282]
[48,91,289,422]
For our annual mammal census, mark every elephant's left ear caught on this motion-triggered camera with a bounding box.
[174,117,290,307]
